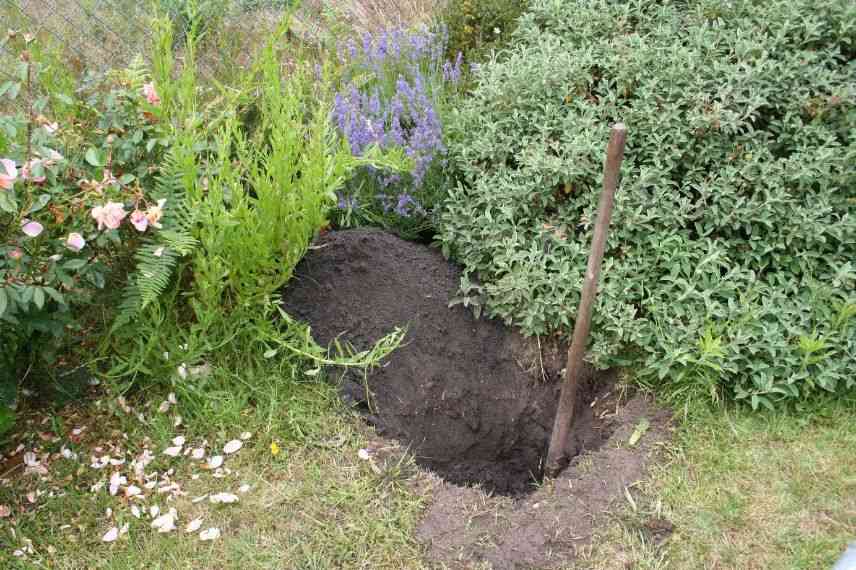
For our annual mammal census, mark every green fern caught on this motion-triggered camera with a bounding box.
[112,150,198,330]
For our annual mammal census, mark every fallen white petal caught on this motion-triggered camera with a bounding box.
[191,448,205,460]
[199,527,220,541]
[172,436,186,447]
[150,505,160,517]
[357,449,371,461]
[158,401,171,413]
[223,440,242,455]
[185,518,203,533]
[131,505,141,518]
[168,392,177,404]
[239,484,251,494]
[102,527,119,542]
[206,455,223,469]
[151,511,177,533]
[119,523,130,536]
[126,485,142,498]
[109,472,126,496]
[240,432,252,440]
[23,452,38,467]
[209,492,239,504]
[163,446,182,457]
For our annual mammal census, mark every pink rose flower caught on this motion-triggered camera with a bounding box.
[0,158,17,190]
[130,210,149,232]
[145,198,167,229]
[91,201,127,230]
[143,83,161,105]
[65,232,86,252]
[22,220,44,237]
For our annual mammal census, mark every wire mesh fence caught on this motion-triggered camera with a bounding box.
[0,0,301,84]
[0,0,441,89]
[2,0,155,74]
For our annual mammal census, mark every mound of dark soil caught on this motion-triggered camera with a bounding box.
[282,229,615,495]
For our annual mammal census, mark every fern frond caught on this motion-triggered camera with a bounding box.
[112,148,198,331]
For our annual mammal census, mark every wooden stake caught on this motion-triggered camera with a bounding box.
[545,123,627,477]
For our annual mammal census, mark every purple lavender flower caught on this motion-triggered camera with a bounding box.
[337,193,359,210]
[333,27,462,218]
[443,52,464,83]
[394,193,424,217]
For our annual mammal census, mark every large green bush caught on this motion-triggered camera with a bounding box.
[439,0,856,409]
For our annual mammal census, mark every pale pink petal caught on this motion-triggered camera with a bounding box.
[151,510,176,533]
[0,158,17,190]
[129,210,148,232]
[65,232,85,252]
[185,518,203,533]
[199,527,220,541]
[21,221,44,238]
[209,492,239,504]
[143,83,161,105]
[102,527,119,543]
[163,446,182,457]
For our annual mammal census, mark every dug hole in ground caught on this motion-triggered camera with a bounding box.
[282,229,672,569]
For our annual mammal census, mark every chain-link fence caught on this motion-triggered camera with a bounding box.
[2,0,156,74]
[0,0,442,88]
[0,0,303,84]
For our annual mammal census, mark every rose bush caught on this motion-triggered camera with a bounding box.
[0,41,173,419]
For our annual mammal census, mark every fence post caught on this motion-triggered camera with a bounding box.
[545,123,627,477]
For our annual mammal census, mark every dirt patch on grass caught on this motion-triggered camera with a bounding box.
[282,229,672,567]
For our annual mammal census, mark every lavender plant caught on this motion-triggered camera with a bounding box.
[331,27,462,237]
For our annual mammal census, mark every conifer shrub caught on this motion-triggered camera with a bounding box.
[439,0,856,408]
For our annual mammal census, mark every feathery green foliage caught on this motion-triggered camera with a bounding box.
[113,148,198,329]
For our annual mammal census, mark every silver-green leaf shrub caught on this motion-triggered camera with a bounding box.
[439,0,856,409]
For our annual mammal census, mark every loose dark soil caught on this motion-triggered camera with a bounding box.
[283,229,673,568]
[283,229,615,495]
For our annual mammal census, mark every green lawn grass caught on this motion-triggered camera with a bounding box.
[3,368,854,569]
[0,369,430,569]
[580,398,856,570]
